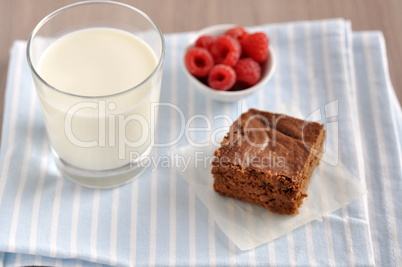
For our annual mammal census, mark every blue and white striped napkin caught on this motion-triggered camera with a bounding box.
[0,18,401,266]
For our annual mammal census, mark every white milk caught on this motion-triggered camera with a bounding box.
[36,28,161,171]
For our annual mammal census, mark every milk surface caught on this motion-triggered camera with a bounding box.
[36,28,160,170]
[39,27,157,96]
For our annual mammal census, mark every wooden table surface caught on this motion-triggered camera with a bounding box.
[1,0,401,134]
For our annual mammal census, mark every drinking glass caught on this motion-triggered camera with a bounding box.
[27,1,165,188]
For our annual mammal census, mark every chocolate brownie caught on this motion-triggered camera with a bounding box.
[212,109,326,215]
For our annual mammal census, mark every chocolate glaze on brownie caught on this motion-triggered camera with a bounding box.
[212,109,326,215]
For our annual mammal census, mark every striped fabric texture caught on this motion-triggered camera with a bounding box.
[0,19,400,266]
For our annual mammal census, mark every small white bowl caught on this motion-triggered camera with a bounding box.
[182,24,276,102]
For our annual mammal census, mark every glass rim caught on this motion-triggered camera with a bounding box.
[26,0,166,99]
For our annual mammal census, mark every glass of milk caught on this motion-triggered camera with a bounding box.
[26,1,165,188]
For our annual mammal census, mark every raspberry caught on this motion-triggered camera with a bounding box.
[195,35,215,50]
[210,35,241,66]
[208,64,236,91]
[185,47,214,77]
[234,58,261,86]
[241,32,269,62]
[225,26,248,41]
